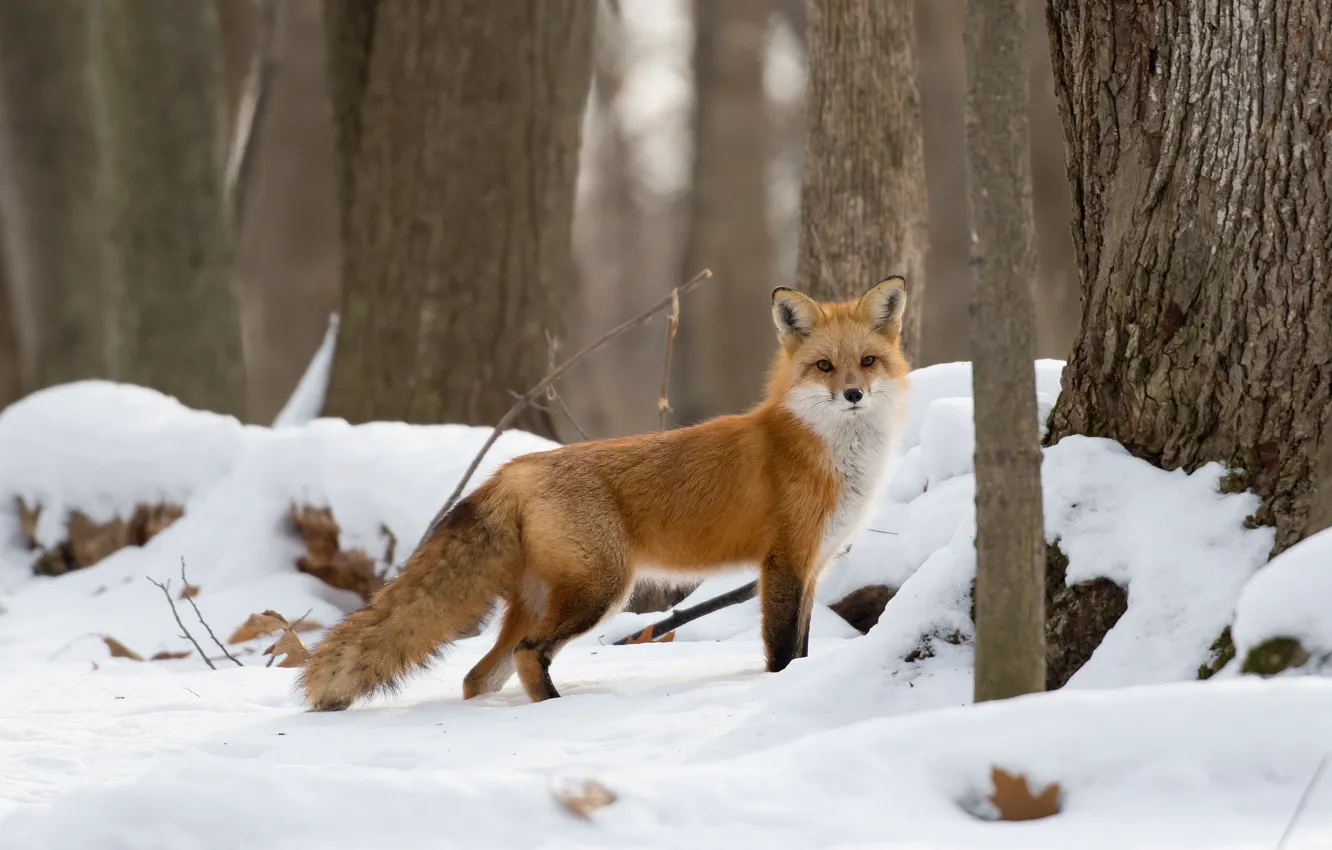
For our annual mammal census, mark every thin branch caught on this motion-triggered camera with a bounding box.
[178,559,243,667]
[809,221,842,295]
[1276,754,1328,850]
[223,0,280,233]
[510,389,589,441]
[657,287,680,431]
[612,580,758,645]
[147,577,216,670]
[417,269,714,548]
[546,332,591,441]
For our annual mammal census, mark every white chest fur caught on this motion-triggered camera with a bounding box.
[786,385,903,565]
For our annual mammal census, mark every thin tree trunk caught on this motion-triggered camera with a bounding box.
[323,2,594,438]
[673,0,774,426]
[219,0,341,424]
[796,0,927,362]
[0,232,20,408]
[965,0,1046,702]
[0,1,103,389]
[1044,1,1332,555]
[94,0,246,417]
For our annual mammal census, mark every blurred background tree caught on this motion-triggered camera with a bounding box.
[0,0,1079,433]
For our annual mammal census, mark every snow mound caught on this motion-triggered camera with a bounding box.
[1233,527,1332,673]
[0,381,259,549]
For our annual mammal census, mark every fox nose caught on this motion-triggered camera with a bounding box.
[843,388,863,404]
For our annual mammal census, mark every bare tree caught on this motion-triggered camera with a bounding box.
[965,0,1046,702]
[93,0,246,417]
[322,2,594,438]
[1044,1,1332,555]
[0,1,103,389]
[796,0,927,361]
[0,233,20,408]
[672,0,775,426]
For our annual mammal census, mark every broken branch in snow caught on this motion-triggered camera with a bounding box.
[419,268,714,547]
[613,580,758,646]
[147,576,216,670]
[178,559,243,667]
[657,287,680,431]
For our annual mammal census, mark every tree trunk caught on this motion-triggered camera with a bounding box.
[218,0,342,424]
[0,233,20,408]
[796,0,927,362]
[1044,1,1332,555]
[94,0,246,417]
[322,2,594,438]
[0,1,104,389]
[673,0,774,426]
[965,0,1046,702]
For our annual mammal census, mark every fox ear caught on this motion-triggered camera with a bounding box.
[860,276,907,334]
[771,287,822,342]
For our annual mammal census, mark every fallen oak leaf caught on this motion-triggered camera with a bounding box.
[263,629,310,668]
[150,650,193,661]
[227,610,291,644]
[102,635,143,661]
[656,630,676,643]
[553,778,617,820]
[987,766,1061,821]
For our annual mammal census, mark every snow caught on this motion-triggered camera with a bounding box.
[1233,527,1332,673]
[0,360,1325,849]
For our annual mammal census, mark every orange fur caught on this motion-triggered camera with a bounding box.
[299,277,912,711]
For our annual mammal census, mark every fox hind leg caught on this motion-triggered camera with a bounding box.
[514,573,630,702]
[462,597,532,699]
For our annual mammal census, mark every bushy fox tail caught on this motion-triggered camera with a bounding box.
[298,490,517,711]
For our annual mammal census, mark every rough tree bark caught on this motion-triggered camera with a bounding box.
[0,1,104,389]
[673,0,775,426]
[1044,2,1332,555]
[94,0,247,417]
[965,0,1046,702]
[322,2,594,437]
[796,0,927,362]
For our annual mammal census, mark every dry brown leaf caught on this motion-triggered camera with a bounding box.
[179,584,200,600]
[988,767,1061,821]
[263,629,310,668]
[290,618,323,634]
[623,626,655,645]
[102,636,144,661]
[656,630,676,643]
[16,498,39,546]
[149,650,193,661]
[554,779,617,820]
[227,610,291,644]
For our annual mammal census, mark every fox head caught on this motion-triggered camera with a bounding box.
[768,276,910,424]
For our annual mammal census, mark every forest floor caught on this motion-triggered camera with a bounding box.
[1,363,1329,849]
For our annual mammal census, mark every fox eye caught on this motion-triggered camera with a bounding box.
[861,355,876,367]
[816,359,834,373]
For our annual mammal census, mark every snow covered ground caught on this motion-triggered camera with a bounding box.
[1,363,1329,849]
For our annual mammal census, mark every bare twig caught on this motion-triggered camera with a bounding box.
[546,333,590,441]
[509,390,589,441]
[809,222,842,295]
[224,0,280,232]
[417,269,714,548]
[178,559,243,667]
[1276,754,1328,850]
[290,607,314,630]
[657,288,680,431]
[147,577,216,670]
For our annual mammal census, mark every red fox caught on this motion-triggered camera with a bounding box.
[299,277,910,711]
